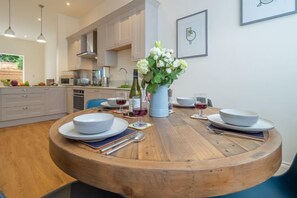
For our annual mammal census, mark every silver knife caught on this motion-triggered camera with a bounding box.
[100,132,138,152]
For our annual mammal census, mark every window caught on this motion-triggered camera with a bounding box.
[0,53,24,85]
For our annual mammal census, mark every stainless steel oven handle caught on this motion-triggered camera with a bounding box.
[73,95,84,97]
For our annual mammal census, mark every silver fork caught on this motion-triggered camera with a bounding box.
[207,126,265,142]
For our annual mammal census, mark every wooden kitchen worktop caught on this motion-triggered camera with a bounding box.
[67,85,130,91]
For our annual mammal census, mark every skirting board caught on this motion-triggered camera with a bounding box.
[274,162,290,176]
[0,113,67,128]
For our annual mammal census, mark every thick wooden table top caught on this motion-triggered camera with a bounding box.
[49,107,282,198]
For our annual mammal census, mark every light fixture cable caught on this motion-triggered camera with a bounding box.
[4,0,16,37]
[37,4,46,43]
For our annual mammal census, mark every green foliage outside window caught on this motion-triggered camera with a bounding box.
[0,54,23,70]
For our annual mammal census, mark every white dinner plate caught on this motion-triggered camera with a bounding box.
[207,114,274,133]
[58,117,128,142]
[101,101,129,108]
[172,101,194,108]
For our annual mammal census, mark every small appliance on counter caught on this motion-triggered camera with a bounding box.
[101,66,110,87]
[92,69,102,86]
[60,76,74,85]
[46,79,55,86]
[80,78,90,86]
[91,66,110,87]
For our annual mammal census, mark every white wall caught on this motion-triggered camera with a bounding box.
[0,36,45,84]
[0,0,79,83]
[158,0,297,164]
[57,15,79,79]
[81,0,297,164]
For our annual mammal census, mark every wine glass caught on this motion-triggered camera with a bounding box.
[194,93,208,119]
[133,96,148,127]
[115,91,128,113]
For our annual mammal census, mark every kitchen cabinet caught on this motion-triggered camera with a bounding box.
[68,37,93,70]
[66,87,73,114]
[97,25,117,67]
[84,89,116,108]
[131,7,145,61]
[0,87,45,121]
[68,38,80,70]
[106,12,132,50]
[131,2,159,61]
[0,87,67,125]
[45,87,66,115]
[84,88,129,109]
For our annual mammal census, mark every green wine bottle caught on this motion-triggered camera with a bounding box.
[129,69,142,116]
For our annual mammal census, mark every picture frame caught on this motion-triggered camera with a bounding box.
[241,0,297,25]
[176,10,208,59]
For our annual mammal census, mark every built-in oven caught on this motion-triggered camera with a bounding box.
[73,89,84,112]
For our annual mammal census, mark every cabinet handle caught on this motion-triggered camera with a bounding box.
[23,95,27,97]
[22,107,28,110]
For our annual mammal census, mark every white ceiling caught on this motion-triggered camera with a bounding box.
[36,0,104,18]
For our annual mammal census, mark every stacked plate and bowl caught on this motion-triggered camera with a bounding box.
[208,109,274,133]
[58,113,128,142]
[173,97,195,107]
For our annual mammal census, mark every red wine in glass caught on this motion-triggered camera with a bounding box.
[133,108,148,116]
[116,99,126,105]
[195,102,207,109]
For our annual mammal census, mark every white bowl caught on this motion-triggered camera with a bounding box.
[176,97,195,106]
[107,98,118,106]
[219,109,259,127]
[73,113,114,134]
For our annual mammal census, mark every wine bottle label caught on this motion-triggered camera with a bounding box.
[133,98,141,108]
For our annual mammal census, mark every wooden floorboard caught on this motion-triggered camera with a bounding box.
[0,120,74,198]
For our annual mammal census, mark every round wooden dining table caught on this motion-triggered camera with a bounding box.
[49,107,282,198]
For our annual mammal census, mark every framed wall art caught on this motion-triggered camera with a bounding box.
[241,0,297,25]
[176,10,208,59]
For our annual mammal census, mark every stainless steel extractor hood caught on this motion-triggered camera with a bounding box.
[77,31,97,59]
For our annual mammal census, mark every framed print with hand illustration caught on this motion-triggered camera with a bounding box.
[176,10,208,59]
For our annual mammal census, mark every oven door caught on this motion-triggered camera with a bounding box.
[73,94,84,112]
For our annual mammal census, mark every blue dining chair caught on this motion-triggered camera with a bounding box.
[42,181,124,198]
[212,153,297,198]
[0,192,6,198]
[86,98,107,109]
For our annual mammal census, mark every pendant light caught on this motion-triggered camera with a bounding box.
[4,0,16,37]
[37,4,46,43]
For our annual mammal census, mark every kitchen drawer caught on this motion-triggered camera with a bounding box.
[0,87,45,94]
[1,105,45,121]
[1,93,44,107]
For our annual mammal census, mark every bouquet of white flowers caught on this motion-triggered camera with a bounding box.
[137,41,188,93]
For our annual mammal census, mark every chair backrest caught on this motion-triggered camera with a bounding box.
[196,97,213,107]
[86,98,107,109]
